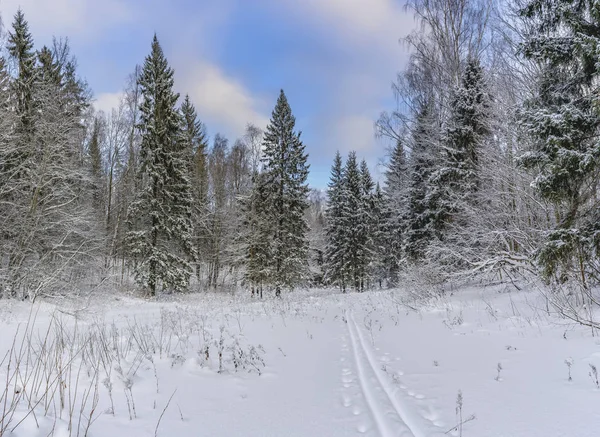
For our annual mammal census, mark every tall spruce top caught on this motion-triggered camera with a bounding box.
[8,9,35,71]
[139,35,179,117]
[262,90,296,163]
[329,151,343,189]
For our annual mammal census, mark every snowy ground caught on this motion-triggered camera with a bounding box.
[1,284,600,437]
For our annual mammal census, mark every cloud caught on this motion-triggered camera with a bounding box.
[281,0,414,53]
[176,60,270,140]
[271,0,413,162]
[93,92,124,115]
[0,0,132,40]
[91,61,269,144]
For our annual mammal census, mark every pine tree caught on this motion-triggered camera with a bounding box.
[257,90,310,296]
[126,35,194,295]
[518,0,600,285]
[180,94,209,280]
[324,151,347,291]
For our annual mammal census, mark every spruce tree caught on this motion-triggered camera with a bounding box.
[88,116,104,210]
[258,90,310,296]
[126,35,194,295]
[405,99,439,261]
[324,151,347,291]
[7,9,36,131]
[358,159,375,290]
[429,57,490,244]
[383,140,410,283]
[340,152,363,291]
[242,171,272,298]
[445,58,489,192]
[518,0,600,285]
[37,47,61,87]
[371,183,388,288]
[180,94,209,279]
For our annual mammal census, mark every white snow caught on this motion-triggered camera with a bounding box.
[1,284,600,436]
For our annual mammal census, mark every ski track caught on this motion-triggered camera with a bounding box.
[346,310,429,437]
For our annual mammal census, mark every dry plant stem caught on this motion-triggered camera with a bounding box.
[445,414,476,435]
[155,389,177,437]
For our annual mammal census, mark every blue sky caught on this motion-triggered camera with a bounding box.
[0,0,414,188]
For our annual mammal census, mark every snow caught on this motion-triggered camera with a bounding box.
[1,285,600,436]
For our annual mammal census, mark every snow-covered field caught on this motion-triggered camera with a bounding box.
[1,285,599,437]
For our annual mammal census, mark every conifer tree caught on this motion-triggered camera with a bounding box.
[429,57,490,246]
[405,100,439,261]
[180,94,209,279]
[519,0,600,285]
[242,171,271,297]
[371,183,387,288]
[126,35,194,295]
[8,9,36,131]
[383,139,410,282]
[37,47,61,87]
[340,152,363,290]
[256,90,310,296]
[324,151,347,291]
[358,159,375,290]
[88,116,104,210]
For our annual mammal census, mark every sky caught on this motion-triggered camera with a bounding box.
[0,0,414,188]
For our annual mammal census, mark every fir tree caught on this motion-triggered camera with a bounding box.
[519,0,600,285]
[324,151,347,291]
[257,90,310,296]
[126,35,194,295]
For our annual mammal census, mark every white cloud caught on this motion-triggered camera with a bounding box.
[269,0,413,162]
[0,0,131,39]
[93,92,124,115]
[90,61,269,143]
[283,0,414,53]
[177,60,270,139]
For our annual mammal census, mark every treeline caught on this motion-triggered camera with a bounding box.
[320,0,600,306]
[3,0,600,306]
[0,10,320,298]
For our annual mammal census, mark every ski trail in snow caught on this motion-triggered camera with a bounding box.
[346,310,428,437]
